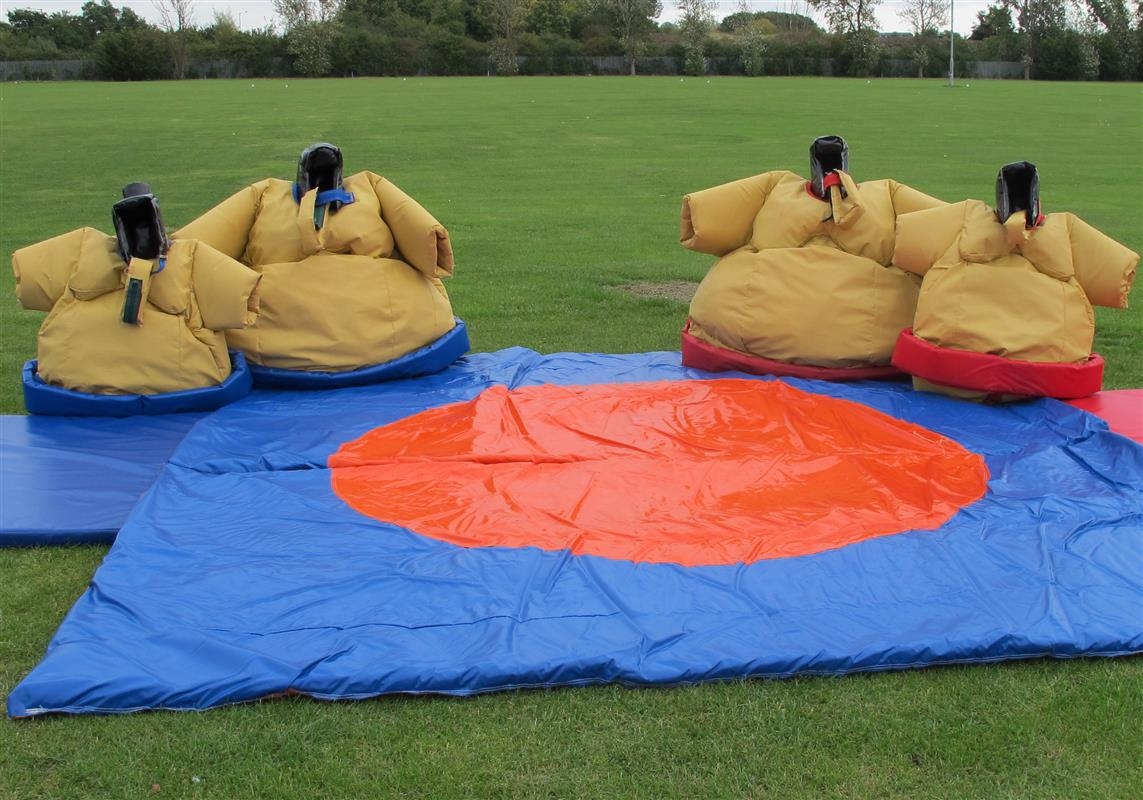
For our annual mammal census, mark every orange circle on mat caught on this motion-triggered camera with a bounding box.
[330,379,989,566]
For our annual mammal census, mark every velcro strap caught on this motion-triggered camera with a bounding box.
[121,257,156,324]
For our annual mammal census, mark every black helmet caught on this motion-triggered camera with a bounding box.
[112,182,170,263]
[296,142,343,196]
[809,135,849,199]
[995,161,1041,228]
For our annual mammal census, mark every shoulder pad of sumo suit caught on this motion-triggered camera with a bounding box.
[13,228,118,311]
[681,171,802,256]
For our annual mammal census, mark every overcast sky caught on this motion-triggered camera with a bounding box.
[0,1,994,36]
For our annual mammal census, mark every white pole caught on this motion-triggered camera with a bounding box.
[948,0,955,86]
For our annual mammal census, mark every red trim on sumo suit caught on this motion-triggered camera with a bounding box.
[804,174,842,200]
[682,322,903,381]
[892,328,1105,400]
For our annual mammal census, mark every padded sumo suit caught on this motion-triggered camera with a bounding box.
[13,184,260,399]
[891,161,1139,401]
[680,136,945,379]
[175,143,461,377]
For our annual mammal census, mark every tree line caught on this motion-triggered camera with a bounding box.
[2,0,1140,81]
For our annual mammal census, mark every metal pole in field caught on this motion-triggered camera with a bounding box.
[948,0,955,86]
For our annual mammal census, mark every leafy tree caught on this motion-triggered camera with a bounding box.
[758,11,821,32]
[597,0,662,75]
[1002,0,1068,32]
[970,3,1015,39]
[7,9,86,52]
[424,23,487,72]
[1001,0,1068,78]
[80,0,143,40]
[154,0,194,79]
[727,3,771,75]
[329,23,396,74]
[901,0,947,77]
[718,11,776,35]
[1072,8,1103,78]
[479,0,535,73]
[7,9,52,38]
[676,0,713,75]
[0,28,60,59]
[526,0,572,36]
[838,27,880,74]
[46,12,90,51]
[94,25,171,79]
[1083,0,1138,77]
[1036,25,1097,78]
[196,11,287,77]
[900,0,947,35]
[807,0,880,34]
[274,0,343,76]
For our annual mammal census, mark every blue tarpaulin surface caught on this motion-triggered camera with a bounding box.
[7,349,1143,716]
[0,413,204,546]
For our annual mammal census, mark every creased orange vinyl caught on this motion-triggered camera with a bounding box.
[330,379,989,566]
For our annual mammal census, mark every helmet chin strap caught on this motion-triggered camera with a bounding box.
[818,172,843,222]
[111,183,170,324]
[818,172,863,228]
[292,183,357,230]
[121,256,164,325]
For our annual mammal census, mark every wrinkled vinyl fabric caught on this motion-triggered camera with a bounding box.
[9,349,1142,716]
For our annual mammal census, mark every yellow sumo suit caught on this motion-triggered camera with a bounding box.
[13,184,260,413]
[680,136,945,379]
[892,161,1139,401]
[175,143,465,386]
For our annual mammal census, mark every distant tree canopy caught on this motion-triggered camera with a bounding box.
[808,0,881,35]
[968,0,1138,79]
[3,1,145,56]
[717,11,819,35]
[971,4,1016,40]
[1,0,1139,80]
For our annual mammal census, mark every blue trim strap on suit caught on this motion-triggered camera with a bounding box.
[290,183,357,208]
[22,352,253,416]
[248,319,471,390]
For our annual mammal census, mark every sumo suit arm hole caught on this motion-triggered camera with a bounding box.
[189,240,263,330]
[11,227,94,311]
[1062,212,1139,309]
[680,171,797,256]
[892,202,968,277]
[174,183,262,262]
[369,172,454,279]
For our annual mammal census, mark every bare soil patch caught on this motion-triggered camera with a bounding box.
[615,280,700,303]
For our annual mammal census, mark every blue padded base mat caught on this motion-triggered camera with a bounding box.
[8,349,1143,716]
[1,413,204,546]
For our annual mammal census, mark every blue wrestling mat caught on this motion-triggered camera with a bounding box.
[0,413,204,546]
[7,350,1142,715]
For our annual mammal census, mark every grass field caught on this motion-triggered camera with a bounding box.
[1,77,1141,798]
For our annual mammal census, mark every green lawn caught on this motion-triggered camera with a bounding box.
[1,77,1141,799]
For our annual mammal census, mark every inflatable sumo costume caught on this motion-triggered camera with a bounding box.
[680,136,945,379]
[175,143,469,389]
[892,161,1139,401]
[13,183,260,416]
